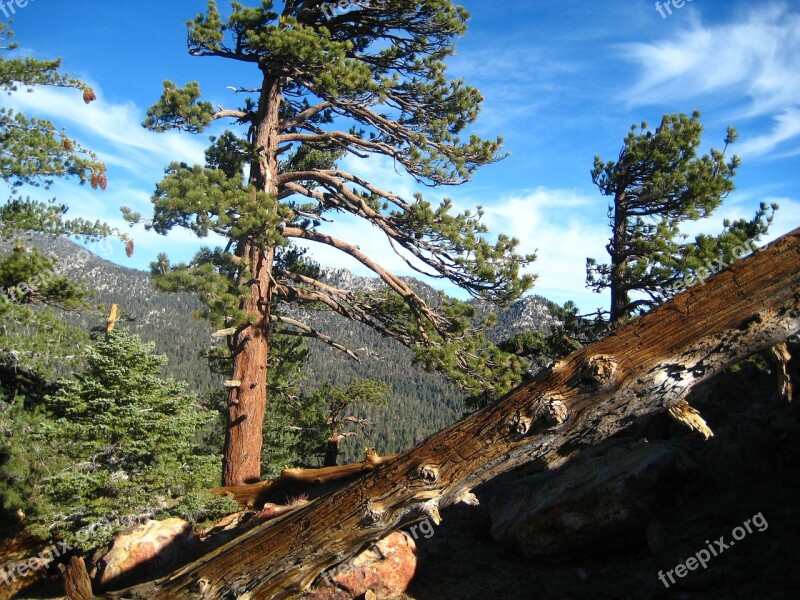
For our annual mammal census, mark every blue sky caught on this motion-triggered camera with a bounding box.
[4,0,799,312]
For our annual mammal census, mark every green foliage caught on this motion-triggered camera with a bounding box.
[0,23,120,241]
[498,301,607,371]
[0,23,105,193]
[0,238,99,402]
[169,490,240,529]
[143,80,214,133]
[128,0,534,314]
[124,0,536,484]
[587,111,774,323]
[0,243,87,308]
[0,302,90,396]
[0,22,93,94]
[5,331,225,551]
[674,201,777,288]
[0,198,116,241]
[0,24,128,408]
[415,307,528,409]
[262,378,389,473]
[0,390,56,513]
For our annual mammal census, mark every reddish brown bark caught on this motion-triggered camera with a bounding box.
[221,74,282,486]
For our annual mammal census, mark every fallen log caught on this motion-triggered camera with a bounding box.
[66,227,800,599]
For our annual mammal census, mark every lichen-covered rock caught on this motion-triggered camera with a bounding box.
[91,518,197,590]
[308,531,417,599]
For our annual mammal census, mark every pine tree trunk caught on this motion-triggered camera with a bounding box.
[68,227,800,599]
[324,434,340,467]
[221,243,273,486]
[609,192,629,324]
[221,76,283,486]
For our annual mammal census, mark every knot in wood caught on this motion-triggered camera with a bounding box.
[542,399,569,427]
[418,464,439,484]
[581,354,617,389]
[191,578,211,594]
[510,411,533,435]
[365,501,385,524]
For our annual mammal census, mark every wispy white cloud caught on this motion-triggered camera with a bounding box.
[735,109,800,157]
[479,187,608,310]
[621,2,800,157]
[286,155,611,310]
[4,82,218,270]
[5,85,207,174]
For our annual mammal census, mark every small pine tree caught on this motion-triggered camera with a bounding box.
[587,111,775,324]
[11,330,235,551]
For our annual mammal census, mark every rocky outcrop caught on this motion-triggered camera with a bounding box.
[489,437,696,559]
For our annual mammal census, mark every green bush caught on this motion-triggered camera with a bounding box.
[14,330,232,551]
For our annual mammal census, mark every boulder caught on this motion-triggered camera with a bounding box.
[91,517,197,590]
[489,437,696,559]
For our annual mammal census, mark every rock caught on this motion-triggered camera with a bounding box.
[256,499,310,520]
[91,518,197,590]
[489,437,695,559]
[203,510,255,536]
[197,510,256,550]
[307,531,417,599]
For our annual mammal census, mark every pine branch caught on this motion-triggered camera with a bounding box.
[269,314,360,361]
[279,101,332,130]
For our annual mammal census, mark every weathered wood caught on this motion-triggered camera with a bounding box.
[105,304,118,336]
[767,340,794,401]
[63,557,98,600]
[66,228,800,599]
[213,449,400,508]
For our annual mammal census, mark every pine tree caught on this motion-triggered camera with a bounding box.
[125,1,535,485]
[0,25,143,528]
[1,22,111,235]
[0,22,126,394]
[14,330,234,551]
[586,111,775,324]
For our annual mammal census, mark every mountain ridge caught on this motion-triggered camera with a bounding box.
[1,235,557,460]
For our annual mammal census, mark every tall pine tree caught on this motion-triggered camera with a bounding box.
[125,1,534,485]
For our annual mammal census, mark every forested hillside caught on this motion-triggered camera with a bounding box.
[1,235,557,461]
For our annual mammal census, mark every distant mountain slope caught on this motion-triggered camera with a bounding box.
[1,235,557,459]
